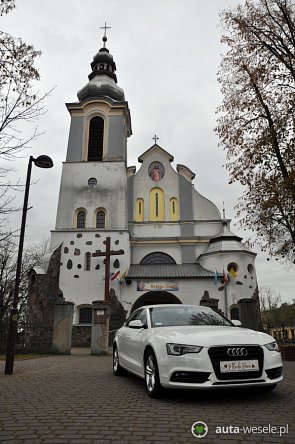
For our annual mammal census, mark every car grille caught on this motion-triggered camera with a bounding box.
[208,345,264,380]
[170,371,210,383]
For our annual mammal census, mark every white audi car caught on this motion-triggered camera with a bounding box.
[113,304,283,397]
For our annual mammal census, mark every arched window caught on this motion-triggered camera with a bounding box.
[85,252,91,271]
[149,188,164,221]
[170,198,178,221]
[136,198,144,222]
[77,211,86,228]
[96,211,106,228]
[140,252,176,265]
[87,116,104,161]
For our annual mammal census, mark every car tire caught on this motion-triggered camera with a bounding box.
[113,346,126,376]
[144,350,162,398]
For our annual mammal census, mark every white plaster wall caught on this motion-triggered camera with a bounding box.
[199,252,257,302]
[50,230,130,309]
[192,189,221,220]
[120,279,228,317]
[194,221,222,237]
[129,222,181,238]
[55,162,127,230]
[131,243,182,264]
[132,150,180,221]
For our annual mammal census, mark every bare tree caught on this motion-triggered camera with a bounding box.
[0,0,15,16]
[0,236,48,322]
[259,286,282,311]
[0,0,52,237]
[216,0,295,261]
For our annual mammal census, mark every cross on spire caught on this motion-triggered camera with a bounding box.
[152,134,159,144]
[100,22,111,47]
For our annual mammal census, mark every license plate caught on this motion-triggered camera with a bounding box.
[220,360,259,373]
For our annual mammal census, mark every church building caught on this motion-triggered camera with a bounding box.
[29,33,259,346]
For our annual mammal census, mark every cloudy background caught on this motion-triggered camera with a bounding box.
[2,0,294,302]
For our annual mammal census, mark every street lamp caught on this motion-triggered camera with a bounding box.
[5,155,53,375]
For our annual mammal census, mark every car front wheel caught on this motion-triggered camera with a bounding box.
[113,346,126,376]
[144,350,162,398]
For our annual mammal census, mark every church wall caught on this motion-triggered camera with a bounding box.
[194,221,222,237]
[66,116,84,162]
[120,278,227,316]
[192,189,221,220]
[50,230,130,308]
[200,252,257,301]
[179,175,193,222]
[108,115,126,161]
[130,154,181,222]
[129,222,181,238]
[131,243,182,264]
[55,162,127,230]
[181,244,196,263]
[195,243,211,258]
[127,173,134,221]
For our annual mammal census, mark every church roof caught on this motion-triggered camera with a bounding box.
[77,32,125,102]
[200,220,256,256]
[126,263,215,279]
[138,144,174,163]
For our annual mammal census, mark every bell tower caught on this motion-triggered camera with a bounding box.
[49,27,132,311]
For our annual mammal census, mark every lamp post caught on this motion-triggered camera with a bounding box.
[5,155,53,375]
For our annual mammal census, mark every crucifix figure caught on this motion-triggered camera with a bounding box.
[152,134,159,144]
[100,22,111,47]
[92,237,124,302]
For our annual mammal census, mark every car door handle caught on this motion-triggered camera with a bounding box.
[126,335,131,339]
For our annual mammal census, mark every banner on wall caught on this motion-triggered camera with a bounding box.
[137,281,179,291]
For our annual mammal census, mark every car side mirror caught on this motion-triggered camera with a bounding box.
[129,320,144,329]
[231,319,242,327]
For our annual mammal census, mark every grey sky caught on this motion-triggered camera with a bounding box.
[2,0,294,302]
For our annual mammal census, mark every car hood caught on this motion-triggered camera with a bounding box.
[149,326,274,346]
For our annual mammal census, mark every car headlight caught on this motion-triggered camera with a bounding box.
[264,341,280,352]
[166,343,203,356]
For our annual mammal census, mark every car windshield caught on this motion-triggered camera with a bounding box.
[149,306,233,327]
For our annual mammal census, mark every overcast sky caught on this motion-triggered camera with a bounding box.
[2,0,295,302]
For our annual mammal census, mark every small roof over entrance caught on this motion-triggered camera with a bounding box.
[127,264,214,279]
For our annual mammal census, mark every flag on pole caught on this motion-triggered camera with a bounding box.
[118,269,128,284]
[229,266,237,279]
[111,270,120,281]
[214,270,219,285]
[223,268,229,285]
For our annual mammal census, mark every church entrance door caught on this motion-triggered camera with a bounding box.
[131,291,182,312]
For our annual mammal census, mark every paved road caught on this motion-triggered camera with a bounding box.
[0,349,294,443]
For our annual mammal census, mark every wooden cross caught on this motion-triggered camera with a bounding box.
[152,134,159,144]
[92,237,124,303]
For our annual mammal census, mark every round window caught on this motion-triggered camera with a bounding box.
[148,162,165,182]
[88,178,97,187]
[227,262,238,278]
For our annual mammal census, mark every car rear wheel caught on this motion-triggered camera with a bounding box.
[113,346,126,376]
[145,350,162,398]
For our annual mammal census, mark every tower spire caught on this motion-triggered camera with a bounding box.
[100,22,111,48]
